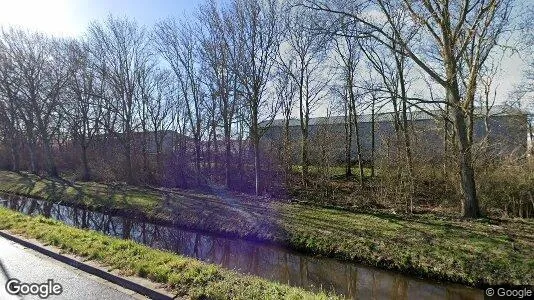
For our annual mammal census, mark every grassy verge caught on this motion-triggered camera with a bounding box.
[0,171,162,214]
[0,170,533,287]
[0,207,335,300]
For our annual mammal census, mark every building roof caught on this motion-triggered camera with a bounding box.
[263,105,525,128]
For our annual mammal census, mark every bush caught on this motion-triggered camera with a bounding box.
[478,158,534,218]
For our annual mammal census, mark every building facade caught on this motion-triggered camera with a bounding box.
[261,105,529,165]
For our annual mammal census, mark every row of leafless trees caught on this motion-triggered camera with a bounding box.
[0,0,282,192]
[298,0,522,218]
[0,0,528,217]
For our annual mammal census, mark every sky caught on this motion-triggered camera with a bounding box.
[0,0,199,37]
[0,0,528,112]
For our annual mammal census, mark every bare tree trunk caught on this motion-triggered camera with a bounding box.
[397,55,414,213]
[348,82,364,187]
[344,101,353,178]
[237,118,244,189]
[179,130,188,188]
[6,127,20,171]
[448,81,480,217]
[154,130,163,180]
[142,133,149,178]
[194,130,202,186]
[224,131,231,188]
[156,148,163,177]
[212,119,218,179]
[125,141,134,184]
[283,118,291,174]
[206,131,212,178]
[10,131,19,172]
[353,111,365,188]
[10,142,19,171]
[81,143,90,180]
[370,95,376,178]
[43,139,58,177]
[454,111,480,217]
[300,126,309,185]
[254,142,261,195]
[26,129,38,174]
[529,120,534,156]
[252,110,261,195]
[443,102,450,176]
[398,70,414,176]
[299,72,309,185]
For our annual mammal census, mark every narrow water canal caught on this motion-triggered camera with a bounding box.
[0,195,483,299]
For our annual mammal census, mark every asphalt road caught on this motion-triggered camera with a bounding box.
[0,236,147,300]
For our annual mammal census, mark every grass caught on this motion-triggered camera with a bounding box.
[0,171,162,215]
[0,207,336,300]
[0,170,533,287]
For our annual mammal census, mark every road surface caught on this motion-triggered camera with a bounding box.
[0,236,147,300]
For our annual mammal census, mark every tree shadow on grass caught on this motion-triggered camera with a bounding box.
[9,172,114,210]
[10,172,39,194]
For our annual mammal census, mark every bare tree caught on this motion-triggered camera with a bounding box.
[198,0,240,188]
[478,60,500,140]
[330,84,353,178]
[332,19,367,187]
[274,70,297,174]
[87,16,152,183]
[0,97,20,171]
[357,21,418,210]
[0,33,22,171]
[1,28,68,176]
[303,0,514,217]
[277,4,330,185]
[155,18,206,186]
[64,39,104,180]
[230,0,281,195]
[147,70,177,179]
[136,64,153,178]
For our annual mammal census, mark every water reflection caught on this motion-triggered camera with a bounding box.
[1,195,483,299]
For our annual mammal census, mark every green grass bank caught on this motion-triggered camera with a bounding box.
[0,170,532,287]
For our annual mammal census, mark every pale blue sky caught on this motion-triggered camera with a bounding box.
[0,0,200,36]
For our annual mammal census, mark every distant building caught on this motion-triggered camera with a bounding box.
[90,130,191,156]
[261,105,529,164]
[130,130,189,154]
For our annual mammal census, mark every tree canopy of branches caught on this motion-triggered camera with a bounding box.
[302,0,515,217]
[87,16,153,183]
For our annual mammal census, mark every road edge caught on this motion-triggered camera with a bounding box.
[0,230,176,300]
